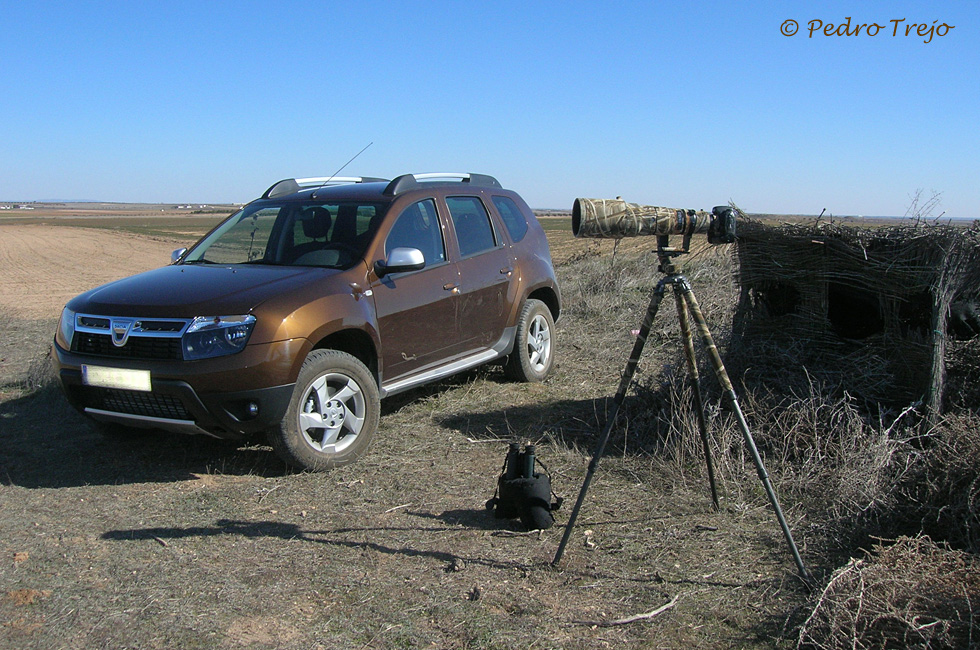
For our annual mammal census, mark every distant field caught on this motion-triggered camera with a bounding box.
[0,226,196,321]
[0,211,584,323]
[12,201,955,242]
[2,204,575,241]
[1,204,234,241]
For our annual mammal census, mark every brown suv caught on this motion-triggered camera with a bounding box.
[53,173,561,470]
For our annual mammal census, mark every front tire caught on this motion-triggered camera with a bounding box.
[504,299,555,382]
[270,350,380,471]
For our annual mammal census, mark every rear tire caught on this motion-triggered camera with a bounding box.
[269,350,380,471]
[504,299,555,382]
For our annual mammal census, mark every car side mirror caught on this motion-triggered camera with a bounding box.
[171,248,187,264]
[374,247,425,277]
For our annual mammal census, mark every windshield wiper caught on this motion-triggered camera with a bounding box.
[183,258,219,264]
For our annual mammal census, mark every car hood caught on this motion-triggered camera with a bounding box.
[67,264,342,318]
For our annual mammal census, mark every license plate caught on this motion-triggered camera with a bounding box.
[82,365,152,392]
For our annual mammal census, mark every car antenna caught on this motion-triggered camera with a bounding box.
[313,142,374,195]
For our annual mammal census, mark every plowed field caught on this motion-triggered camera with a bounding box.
[0,225,185,319]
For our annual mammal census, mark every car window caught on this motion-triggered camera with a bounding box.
[290,206,332,249]
[446,196,497,258]
[384,199,446,266]
[290,204,379,248]
[491,195,529,242]
[184,201,385,268]
[186,207,281,263]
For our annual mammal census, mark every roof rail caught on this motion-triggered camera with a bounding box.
[383,173,502,197]
[262,176,389,199]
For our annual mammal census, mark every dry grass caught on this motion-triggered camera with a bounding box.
[0,236,807,650]
[0,318,55,394]
[892,413,980,553]
[2,221,979,648]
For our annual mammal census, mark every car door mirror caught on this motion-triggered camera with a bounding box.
[374,247,425,277]
[171,248,187,264]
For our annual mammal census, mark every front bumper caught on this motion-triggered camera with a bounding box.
[53,338,309,438]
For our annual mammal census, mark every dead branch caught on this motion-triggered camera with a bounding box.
[574,594,679,627]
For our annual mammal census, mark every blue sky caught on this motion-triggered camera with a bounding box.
[1,1,977,217]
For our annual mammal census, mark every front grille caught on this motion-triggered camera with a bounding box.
[71,313,191,361]
[135,320,186,334]
[74,332,183,360]
[78,315,111,329]
[83,387,192,420]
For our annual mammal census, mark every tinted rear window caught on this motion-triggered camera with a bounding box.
[447,196,497,258]
[491,195,529,242]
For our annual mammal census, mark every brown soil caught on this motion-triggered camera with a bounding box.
[0,225,192,387]
[0,225,187,320]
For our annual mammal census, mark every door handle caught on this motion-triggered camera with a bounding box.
[443,282,460,294]
[500,266,514,276]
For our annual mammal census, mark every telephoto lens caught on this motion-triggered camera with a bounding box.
[572,197,736,244]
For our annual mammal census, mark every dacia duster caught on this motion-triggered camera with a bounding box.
[53,173,561,471]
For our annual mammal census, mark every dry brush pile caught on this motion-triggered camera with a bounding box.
[797,536,980,649]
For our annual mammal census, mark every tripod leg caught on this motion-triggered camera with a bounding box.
[680,284,811,583]
[552,279,669,566]
[673,289,720,510]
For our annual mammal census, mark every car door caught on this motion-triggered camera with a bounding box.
[444,195,514,351]
[370,198,461,383]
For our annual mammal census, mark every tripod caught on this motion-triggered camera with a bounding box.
[552,240,810,583]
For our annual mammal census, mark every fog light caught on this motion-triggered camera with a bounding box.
[246,401,260,418]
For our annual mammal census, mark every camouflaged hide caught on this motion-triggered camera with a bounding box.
[729,219,980,415]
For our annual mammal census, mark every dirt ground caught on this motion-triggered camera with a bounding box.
[0,223,810,649]
[0,225,192,388]
[0,225,187,320]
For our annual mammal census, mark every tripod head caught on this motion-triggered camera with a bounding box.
[656,234,689,275]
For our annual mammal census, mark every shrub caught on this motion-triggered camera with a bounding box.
[797,535,980,650]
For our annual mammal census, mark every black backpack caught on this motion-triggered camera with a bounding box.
[486,444,562,530]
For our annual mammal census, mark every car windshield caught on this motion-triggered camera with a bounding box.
[182,200,388,268]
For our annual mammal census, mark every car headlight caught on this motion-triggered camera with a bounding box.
[182,315,256,360]
[58,307,76,349]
